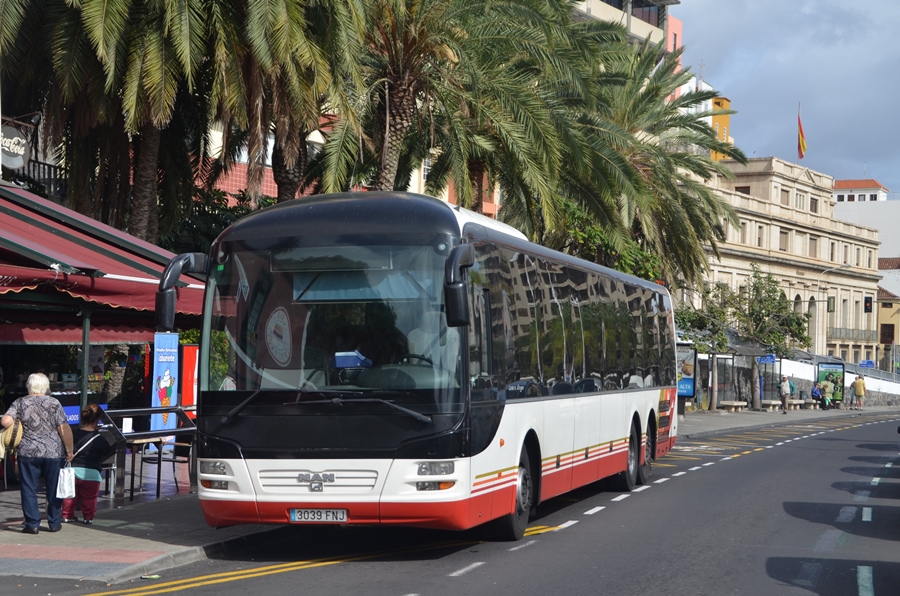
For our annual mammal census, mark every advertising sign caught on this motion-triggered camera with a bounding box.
[858,360,875,369]
[676,345,697,398]
[816,362,845,404]
[181,344,199,419]
[0,125,30,170]
[152,332,179,432]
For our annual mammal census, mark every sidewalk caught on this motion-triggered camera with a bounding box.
[0,405,897,584]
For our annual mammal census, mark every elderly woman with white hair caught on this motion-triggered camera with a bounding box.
[1,373,74,534]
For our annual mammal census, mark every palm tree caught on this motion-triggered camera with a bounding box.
[594,40,748,287]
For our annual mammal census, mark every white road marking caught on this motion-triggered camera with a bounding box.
[794,561,822,589]
[611,494,630,502]
[508,540,536,551]
[557,520,578,529]
[802,435,810,438]
[835,506,857,523]
[814,529,843,553]
[765,446,774,449]
[857,565,875,596]
[854,491,871,502]
[871,478,881,486]
[633,486,650,492]
[776,442,785,446]
[886,463,893,468]
[689,466,702,471]
[702,462,715,466]
[862,507,872,522]
[584,506,605,515]
[672,472,687,476]
[654,478,669,483]
[449,562,484,577]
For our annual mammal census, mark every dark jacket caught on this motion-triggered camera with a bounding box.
[71,428,113,473]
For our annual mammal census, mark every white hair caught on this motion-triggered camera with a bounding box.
[26,373,50,396]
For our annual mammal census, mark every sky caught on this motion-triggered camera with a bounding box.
[670,0,900,196]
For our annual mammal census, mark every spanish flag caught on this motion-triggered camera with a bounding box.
[798,105,807,160]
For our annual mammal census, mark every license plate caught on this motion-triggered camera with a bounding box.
[289,508,348,523]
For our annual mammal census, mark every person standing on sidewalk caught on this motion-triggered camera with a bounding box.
[0,373,74,534]
[853,375,867,410]
[780,376,792,415]
[61,404,112,525]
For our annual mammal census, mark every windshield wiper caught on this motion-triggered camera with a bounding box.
[285,395,432,424]
[221,389,263,425]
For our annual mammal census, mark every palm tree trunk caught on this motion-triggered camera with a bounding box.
[751,359,761,410]
[469,160,486,213]
[131,123,162,242]
[709,353,718,410]
[373,78,416,191]
[272,135,308,203]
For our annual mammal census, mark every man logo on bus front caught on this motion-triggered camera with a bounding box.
[298,473,335,492]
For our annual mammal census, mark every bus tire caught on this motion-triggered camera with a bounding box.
[637,425,654,486]
[493,450,533,541]
[613,423,638,492]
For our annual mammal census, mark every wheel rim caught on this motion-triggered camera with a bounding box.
[627,432,637,477]
[515,466,530,516]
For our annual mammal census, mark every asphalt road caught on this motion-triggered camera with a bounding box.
[15,413,900,596]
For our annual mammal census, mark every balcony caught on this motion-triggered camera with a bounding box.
[826,327,878,342]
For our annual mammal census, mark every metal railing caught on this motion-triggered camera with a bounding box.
[100,406,196,508]
[826,327,878,342]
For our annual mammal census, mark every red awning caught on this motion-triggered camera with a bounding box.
[0,321,156,344]
[0,185,204,314]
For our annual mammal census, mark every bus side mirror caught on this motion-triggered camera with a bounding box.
[156,253,210,331]
[444,244,474,327]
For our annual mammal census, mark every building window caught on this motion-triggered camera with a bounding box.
[856,247,861,266]
[795,193,804,210]
[843,245,849,264]
[848,194,855,201]
[779,230,788,251]
[735,186,750,195]
[853,350,860,363]
[715,122,719,135]
[809,236,818,257]
[865,350,871,361]
[882,323,895,345]
[830,242,836,261]
[882,302,893,309]
[842,299,848,327]
[854,300,860,327]
[757,226,765,248]
[632,0,659,27]
[870,193,877,201]
[723,126,727,141]
[672,32,678,50]
[868,250,872,268]
[740,222,748,244]
[840,349,847,361]
[781,189,790,205]
[828,349,834,357]
[859,194,866,202]
[837,194,844,201]
[810,197,819,213]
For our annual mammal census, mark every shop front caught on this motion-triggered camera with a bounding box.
[0,183,203,424]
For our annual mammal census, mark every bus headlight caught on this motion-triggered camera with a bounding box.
[200,461,228,475]
[416,481,455,491]
[417,461,455,475]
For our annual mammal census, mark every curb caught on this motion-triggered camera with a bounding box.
[96,525,297,584]
[679,410,877,440]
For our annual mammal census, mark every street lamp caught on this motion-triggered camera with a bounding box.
[813,263,851,358]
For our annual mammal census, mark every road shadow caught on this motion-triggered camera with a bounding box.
[839,465,900,479]
[782,501,900,542]
[767,557,900,595]
[847,455,899,465]
[854,442,900,452]
[832,480,900,500]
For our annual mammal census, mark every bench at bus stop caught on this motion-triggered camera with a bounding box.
[761,399,811,411]
[720,401,747,413]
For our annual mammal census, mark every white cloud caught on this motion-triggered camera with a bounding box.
[671,0,900,192]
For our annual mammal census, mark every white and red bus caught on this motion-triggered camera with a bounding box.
[157,192,678,540]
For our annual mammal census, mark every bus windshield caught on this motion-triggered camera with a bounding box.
[203,233,464,415]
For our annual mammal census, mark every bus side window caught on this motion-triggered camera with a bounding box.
[469,245,495,401]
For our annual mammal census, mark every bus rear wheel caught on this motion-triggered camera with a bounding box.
[637,426,654,486]
[613,423,638,492]
[493,451,533,541]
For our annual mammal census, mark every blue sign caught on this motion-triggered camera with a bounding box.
[859,360,875,368]
[756,354,776,365]
[151,332,179,433]
[63,403,107,425]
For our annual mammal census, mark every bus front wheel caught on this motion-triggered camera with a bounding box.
[493,451,533,541]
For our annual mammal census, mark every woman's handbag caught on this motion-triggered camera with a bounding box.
[57,463,75,499]
[0,419,23,460]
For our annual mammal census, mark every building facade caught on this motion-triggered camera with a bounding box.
[696,157,880,362]
[832,179,890,203]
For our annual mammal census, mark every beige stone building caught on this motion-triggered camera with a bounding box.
[695,157,880,362]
